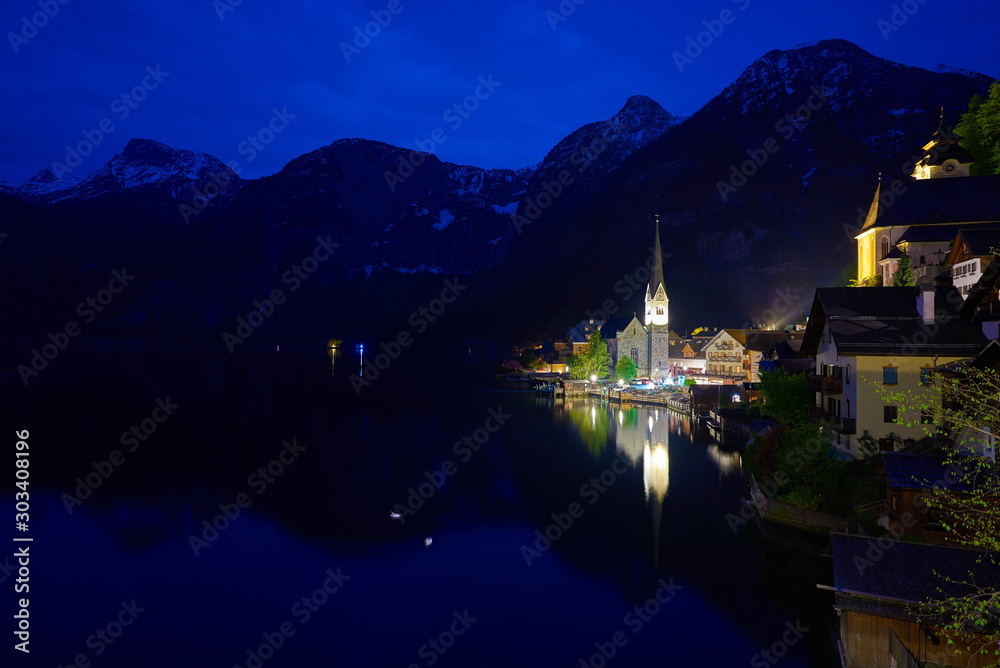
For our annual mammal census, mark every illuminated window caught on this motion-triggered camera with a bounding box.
[630,348,638,366]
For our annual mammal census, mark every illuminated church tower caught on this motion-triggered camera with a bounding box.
[644,219,669,327]
[645,218,670,378]
[614,216,671,379]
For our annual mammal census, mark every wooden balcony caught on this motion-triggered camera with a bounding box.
[831,416,856,434]
[807,373,842,394]
[807,406,829,422]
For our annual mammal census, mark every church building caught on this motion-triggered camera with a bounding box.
[613,221,671,379]
[855,112,1000,286]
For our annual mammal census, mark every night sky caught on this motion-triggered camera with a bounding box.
[2,0,998,184]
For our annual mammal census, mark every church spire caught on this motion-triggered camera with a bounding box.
[650,214,664,296]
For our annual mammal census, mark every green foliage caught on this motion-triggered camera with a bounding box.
[857,430,879,460]
[759,369,811,426]
[569,330,610,380]
[684,378,695,387]
[850,274,883,288]
[957,82,1000,176]
[835,258,857,287]
[892,253,915,287]
[517,350,545,371]
[747,422,856,516]
[881,363,1000,657]
[772,423,854,515]
[615,354,637,381]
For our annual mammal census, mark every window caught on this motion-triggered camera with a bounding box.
[846,398,851,418]
[656,307,664,315]
[920,367,932,386]
[883,365,898,385]
[881,237,889,259]
[630,348,638,366]
[846,365,851,385]
[884,405,898,423]
[920,255,926,265]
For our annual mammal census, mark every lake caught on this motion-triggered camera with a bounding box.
[2,346,838,667]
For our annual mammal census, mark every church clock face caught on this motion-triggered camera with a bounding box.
[943,160,957,174]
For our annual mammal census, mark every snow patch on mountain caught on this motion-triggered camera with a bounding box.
[432,209,455,230]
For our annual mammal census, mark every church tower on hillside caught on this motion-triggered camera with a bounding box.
[910,108,974,180]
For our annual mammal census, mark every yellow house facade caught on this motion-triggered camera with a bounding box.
[802,286,985,455]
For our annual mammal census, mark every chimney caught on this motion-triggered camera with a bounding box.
[917,283,935,324]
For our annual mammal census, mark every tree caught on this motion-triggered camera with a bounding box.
[892,253,915,287]
[880,362,1000,659]
[517,351,545,371]
[758,368,812,426]
[957,81,1000,176]
[569,330,611,380]
[616,354,637,381]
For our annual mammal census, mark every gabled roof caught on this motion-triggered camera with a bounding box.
[568,319,604,344]
[881,452,973,493]
[955,226,1000,257]
[895,224,962,243]
[600,317,633,339]
[801,287,986,357]
[858,175,1000,234]
[882,246,904,260]
[744,330,802,353]
[831,533,1000,615]
[767,338,803,360]
[721,328,746,345]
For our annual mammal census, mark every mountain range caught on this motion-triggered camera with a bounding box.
[1,38,994,354]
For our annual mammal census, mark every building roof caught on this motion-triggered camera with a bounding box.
[723,328,746,345]
[955,226,1000,257]
[831,533,1000,615]
[895,224,962,244]
[858,175,1000,234]
[600,317,633,340]
[568,319,604,343]
[767,338,804,360]
[881,452,973,493]
[801,286,986,357]
[744,330,802,353]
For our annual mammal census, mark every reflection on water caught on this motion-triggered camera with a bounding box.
[707,443,743,475]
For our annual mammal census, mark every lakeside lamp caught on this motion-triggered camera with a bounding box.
[590,374,597,382]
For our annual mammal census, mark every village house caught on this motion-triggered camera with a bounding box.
[701,328,746,381]
[829,533,1000,668]
[743,330,803,382]
[800,286,986,455]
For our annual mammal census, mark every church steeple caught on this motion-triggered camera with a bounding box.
[644,215,669,327]
[910,108,974,179]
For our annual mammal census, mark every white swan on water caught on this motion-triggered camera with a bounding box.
[389,512,401,520]
[424,537,433,547]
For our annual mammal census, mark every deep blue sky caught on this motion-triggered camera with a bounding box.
[2,0,998,184]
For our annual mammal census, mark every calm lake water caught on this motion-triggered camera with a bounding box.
[2,347,839,667]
